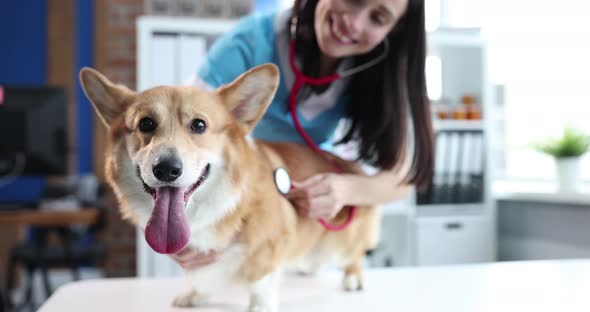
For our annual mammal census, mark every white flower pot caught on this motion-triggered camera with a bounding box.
[555,157,582,192]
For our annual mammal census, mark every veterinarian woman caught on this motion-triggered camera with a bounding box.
[170,0,434,269]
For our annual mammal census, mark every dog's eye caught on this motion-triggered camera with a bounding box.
[190,119,207,134]
[139,117,156,133]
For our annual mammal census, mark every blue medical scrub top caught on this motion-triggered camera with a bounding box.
[198,11,350,150]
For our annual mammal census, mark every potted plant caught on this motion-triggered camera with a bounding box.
[533,127,590,192]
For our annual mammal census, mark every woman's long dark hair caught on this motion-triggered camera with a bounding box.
[291,0,434,188]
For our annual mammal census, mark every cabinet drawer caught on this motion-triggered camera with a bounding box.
[416,216,493,265]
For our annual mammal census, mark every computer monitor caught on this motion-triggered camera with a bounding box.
[0,86,68,176]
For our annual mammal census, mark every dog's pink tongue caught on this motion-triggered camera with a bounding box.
[145,186,190,254]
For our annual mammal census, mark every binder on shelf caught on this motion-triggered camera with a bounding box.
[430,132,447,204]
[443,131,460,204]
[467,133,485,202]
[457,132,473,203]
[417,128,485,205]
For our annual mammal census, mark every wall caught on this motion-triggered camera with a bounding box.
[0,3,47,84]
[0,2,48,201]
[497,200,590,260]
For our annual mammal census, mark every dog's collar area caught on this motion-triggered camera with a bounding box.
[136,163,211,202]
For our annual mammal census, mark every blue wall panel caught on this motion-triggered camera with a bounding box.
[75,0,94,174]
[0,2,47,85]
[0,1,94,202]
[0,2,48,202]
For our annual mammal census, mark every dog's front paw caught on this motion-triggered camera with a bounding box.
[172,288,205,308]
[342,274,363,292]
[248,303,276,312]
[248,295,278,312]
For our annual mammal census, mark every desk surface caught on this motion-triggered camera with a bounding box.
[39,259,590,312]
[0,208,99,226]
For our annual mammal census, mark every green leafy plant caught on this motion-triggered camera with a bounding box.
[533,127,590,158]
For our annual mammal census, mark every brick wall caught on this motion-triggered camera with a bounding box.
[97,190,137,277]
[96,0,144,90]
[94,0,145,277]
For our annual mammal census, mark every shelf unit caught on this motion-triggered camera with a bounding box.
[433,119,484,132]
[413,27,495,266]
[375,28,495,267]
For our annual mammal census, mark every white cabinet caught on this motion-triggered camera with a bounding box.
[415,215,493,266]
[137,16,237,91]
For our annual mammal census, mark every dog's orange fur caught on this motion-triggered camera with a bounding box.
[80,64,381,308]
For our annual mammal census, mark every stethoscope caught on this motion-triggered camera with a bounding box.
[274,16,389,231]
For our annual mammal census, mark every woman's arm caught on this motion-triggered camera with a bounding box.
[342,154,413,205]
[286,155,413,219]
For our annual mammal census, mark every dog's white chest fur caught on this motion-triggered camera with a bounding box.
[186,244,248,294]
[185,163,242,251]
[181,169,247,293]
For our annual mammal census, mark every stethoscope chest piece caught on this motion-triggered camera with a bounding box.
[274,167,292,195]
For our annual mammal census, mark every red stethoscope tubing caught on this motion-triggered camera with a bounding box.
[288,40,356,232]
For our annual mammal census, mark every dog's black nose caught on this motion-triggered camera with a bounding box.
[152,157,183,182]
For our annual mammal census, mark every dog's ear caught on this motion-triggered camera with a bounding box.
[218,64,279,133]
[79,67,135,127]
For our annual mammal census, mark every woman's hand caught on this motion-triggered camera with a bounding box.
[286,173,350,220]
[169,246,221,270]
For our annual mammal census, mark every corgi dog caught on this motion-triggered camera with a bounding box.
[80,64,380,312]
